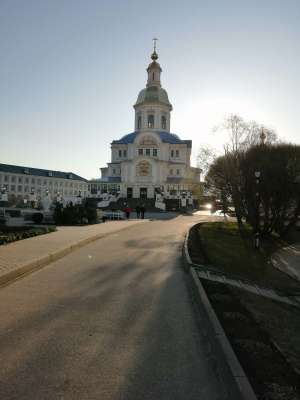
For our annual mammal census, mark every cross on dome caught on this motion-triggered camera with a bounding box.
[151,37,159,61]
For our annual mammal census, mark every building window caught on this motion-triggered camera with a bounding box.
[176,169,180,175]
[113,169,116,174]
[123,149,127,157]
[152,72,155,80]
[161,116,167,129]
[137,116,142,129]
[10,185,16,192]
[31,178,35,184]
[25,178,29,184]
[171,150,174,158]
[146,148,150,156]
[37,179,41,185]
[11,176,16,183]
[138,148,143,156]
[18,185,22,192]
[148,114,154,128]
[176,149,179,157]
[118,149,122,158]
[153,148,158,157]
[4,175,9,182]
[170,169,173,175]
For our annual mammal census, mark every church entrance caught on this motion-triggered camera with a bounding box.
[140,187,148,199]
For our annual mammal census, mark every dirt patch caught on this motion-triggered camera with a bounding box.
[189,221,300,399]
[202,280,300,399]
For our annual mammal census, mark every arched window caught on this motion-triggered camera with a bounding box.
[137,116,142,129]
[161,115,167,129]
[148,114,154,128]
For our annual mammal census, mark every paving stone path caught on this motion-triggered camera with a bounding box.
[0,220,146,285]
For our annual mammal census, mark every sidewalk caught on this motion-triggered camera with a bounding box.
[272,243,300,282]
[0,220,146,287]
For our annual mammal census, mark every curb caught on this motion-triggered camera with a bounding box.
[0,223,141,288]
[271,252,300,282]
[183,228,258,400]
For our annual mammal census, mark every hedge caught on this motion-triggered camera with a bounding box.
[0,226,56,245]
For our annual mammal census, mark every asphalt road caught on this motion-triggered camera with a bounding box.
[0,215,226,400]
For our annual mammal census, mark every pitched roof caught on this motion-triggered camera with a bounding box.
[0,163,87,182]
[111,131,192,147]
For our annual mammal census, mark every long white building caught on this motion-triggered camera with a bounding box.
[0,163,88,204]
[93,48,200,200]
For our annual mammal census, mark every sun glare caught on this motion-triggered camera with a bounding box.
[173,95,273,163]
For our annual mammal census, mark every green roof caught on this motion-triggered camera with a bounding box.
[135,86,172,109]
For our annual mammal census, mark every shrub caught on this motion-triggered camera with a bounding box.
[53,202,98,225]
[0,226,56,246]
[32,213,43,224]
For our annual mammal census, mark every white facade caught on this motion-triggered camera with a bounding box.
[0,165,89,205]
[96,49,201,200]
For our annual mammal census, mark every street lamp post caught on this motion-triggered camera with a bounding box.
[260,127,266,145]
[254,171,261,249]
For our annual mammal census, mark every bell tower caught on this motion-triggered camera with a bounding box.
[146,38,162,88]
[134,40,173,132]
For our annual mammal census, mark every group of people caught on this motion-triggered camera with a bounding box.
[123,204,146,220]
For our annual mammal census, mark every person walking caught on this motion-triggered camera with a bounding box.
[135,205,141,219]
[140,205,146,219]
[124,205,132,220]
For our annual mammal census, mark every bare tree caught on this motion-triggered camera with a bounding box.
[220,114,277,153]
[196,145,217,179]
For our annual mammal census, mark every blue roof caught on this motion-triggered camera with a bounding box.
[111,131,192,147]
[0,163,87,182]
[158,131,182,144]
[112,132,137,144]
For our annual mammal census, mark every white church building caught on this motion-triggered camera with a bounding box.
[91,47,201,204]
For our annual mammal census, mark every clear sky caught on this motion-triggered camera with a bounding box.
[1,0,299,179]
